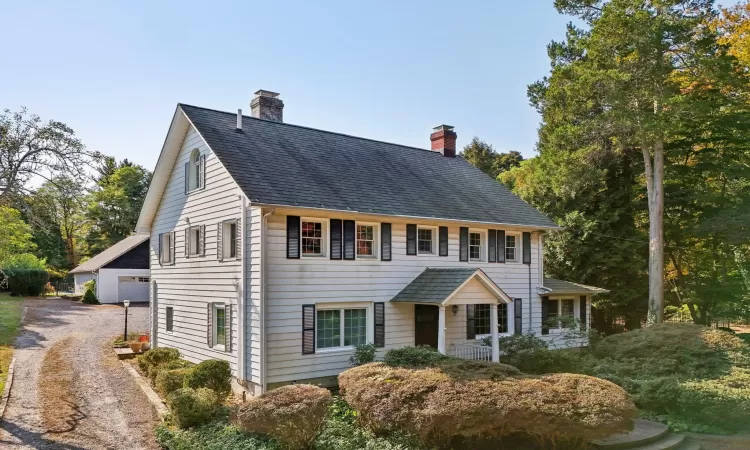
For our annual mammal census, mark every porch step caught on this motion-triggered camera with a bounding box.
[592,419,699,450]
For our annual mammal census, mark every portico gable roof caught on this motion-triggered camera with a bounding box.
[390,268,512,305]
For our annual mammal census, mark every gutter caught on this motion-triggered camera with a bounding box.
[238,194,247,382]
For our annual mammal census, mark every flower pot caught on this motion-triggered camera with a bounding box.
[138,334,149,343]
[141,342,151,351]
[129,342,143,353]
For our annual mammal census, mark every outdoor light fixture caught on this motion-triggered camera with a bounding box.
[452,305,459,316]
[123,299,131,341]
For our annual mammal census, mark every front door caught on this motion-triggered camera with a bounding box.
[414,304,439,349]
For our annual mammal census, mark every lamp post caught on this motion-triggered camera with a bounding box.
[123,299,130,341]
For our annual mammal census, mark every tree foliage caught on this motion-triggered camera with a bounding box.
[461,137,524,180]
[0,206,35,265]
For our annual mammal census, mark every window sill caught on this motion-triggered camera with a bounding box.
[356,255,377,260]
[417,252,436,257]
[301,254,327,259]
[212,344,226,352]
[315,346,355,354]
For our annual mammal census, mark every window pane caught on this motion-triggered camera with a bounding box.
[356,225,374,256]
[475,304,490,335]
[498,303,508,334]
[548,300,559,319]
[418,229,433,253]
[469,232,481,260]
[317,310,341,348]
[505,247,516,261]
[344,309,367,346]
[216,308,225,344]
[561,299,575,317]
[228,223,237,258]
[302,221,322,255]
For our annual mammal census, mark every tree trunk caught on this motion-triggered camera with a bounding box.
[643,138,665,324]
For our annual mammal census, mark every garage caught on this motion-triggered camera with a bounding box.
[118,276,150,303]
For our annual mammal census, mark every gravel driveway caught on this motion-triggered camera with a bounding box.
[0,298,159,450]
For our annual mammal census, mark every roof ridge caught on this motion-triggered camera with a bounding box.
[178,103,450,157]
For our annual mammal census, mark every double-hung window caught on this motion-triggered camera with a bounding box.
[188,225,203,256]
[469,230,485,261]
[160,233,174,264]
[166,306,174,332]
[301,220,325,256]
[548,298,576,329]
[356,224,377,258]
[213,303,226,349]
[505,233,520,262]
[187,149,204,192]
[222,220,238,259]
[417,226,435,254]
[316,307,367,350]
[474,304,510,336]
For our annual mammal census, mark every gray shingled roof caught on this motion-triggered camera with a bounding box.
[392,268,490,304]
[542,278,609,295]
[70,234,150,274]
[180,104,558,228]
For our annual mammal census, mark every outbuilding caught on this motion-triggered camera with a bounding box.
[69,234,150,304]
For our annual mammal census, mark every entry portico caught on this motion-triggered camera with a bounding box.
[391,268,513,363]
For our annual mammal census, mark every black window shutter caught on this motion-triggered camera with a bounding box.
[302,304,315,355]
[235,219,242,260]
[217,222,223,261]
[330,219,342,260]
[497,230,506,263]
[343,220,355,260]
[514,298,523,335]
[466,304,476,339]
[374,302,385,347]
[522,232,532,265]
[184,162,189,194]
[580,295,587,330]
[459,227,469,262]
[158,233,163,265]
[286,216,300,259]
[439,226,448,257]
[488,229,497,263]
[381,223,392,261]
[542,296,551,335]
[406,224,417,255]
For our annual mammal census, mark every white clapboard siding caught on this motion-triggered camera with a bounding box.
[150,126,243,375]
[245,206,263,385]
[263,211,542,384]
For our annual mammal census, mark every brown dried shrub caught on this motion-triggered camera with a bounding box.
[235,384,332,449]
[339,362,636,446]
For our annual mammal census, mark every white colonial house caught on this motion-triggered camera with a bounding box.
[136,90,608,395]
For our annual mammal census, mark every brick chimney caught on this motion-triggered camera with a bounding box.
[250,90,284,122]
[430,125,456,157]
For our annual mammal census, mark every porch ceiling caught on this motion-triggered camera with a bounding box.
[390,268,512,305]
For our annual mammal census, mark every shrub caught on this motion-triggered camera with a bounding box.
[184,359,232,398]
[81,288,100,304]
[156,367,194,397]
[350,343,377,367]
[155,421,281,450]
[82,278,96,294]
[382,345,450,368]
[339,362,636,446]
[138,347,181,373]
[166,387,220,429]
[235,384,332,450]
[504,347,586,375]
[493,333,548,357]
[149,358,193,384]
[2,253,46,270]
[5,266,49,296]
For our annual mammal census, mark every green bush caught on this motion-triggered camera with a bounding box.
[185,359,232,398]
[156,368,194,397]
[504,347,586,375]
[166,387,220,429]
[494,333,549,357]
[382,345,450,368]
[149,358,194,384]
[2,253,46,270]
[155,421,281,450]
[138,347,181,374]
[383,345,520,380]
[5,267,49,296]
[349,343,377,367]
[339,362,636,446]
[81,288,100,304]
[235,384,332,450]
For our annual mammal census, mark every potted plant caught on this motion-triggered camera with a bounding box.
[138,333,150,351]
[129,341,143,353]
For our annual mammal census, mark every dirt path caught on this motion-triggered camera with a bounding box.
[0,298,158,450]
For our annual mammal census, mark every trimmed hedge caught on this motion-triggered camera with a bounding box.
[6,269,49,296]
[156,367,194,397]
[339,362,636,446]
[82,288,100,304]
[184,359,232,398]
[138,347,181,374]
[235,384,332,450]
[166,387,220,429]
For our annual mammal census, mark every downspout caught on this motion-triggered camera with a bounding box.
[260,207,275,393]
[238,194,247,382]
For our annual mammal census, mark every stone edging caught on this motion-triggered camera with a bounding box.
[0,358,17,419]
[121,361,169,418]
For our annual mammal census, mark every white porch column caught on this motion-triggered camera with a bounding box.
[438,305,446,355]
[490,303,500,362]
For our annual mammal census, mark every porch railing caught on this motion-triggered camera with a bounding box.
[449,343,492,361]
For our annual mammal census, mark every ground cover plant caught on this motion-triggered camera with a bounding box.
[0,292,23,392]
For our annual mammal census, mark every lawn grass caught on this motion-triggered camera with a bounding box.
[0,292,23,392]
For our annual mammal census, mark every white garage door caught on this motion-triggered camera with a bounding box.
[118,276,150,303]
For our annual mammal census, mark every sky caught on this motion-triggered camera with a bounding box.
[0,1,669,171]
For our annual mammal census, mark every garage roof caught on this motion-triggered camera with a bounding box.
[70,234,150,274]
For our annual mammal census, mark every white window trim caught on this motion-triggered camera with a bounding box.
[355,222,379,259]
[160,233,173,264]
[222,219,240,260]
[315,302,372,353]
[468,229,487,262]
[417,225,438,256]
[505,231,522,263]
[547,296,578,333]
[300,217,328,258]
[474,303,512,340]
[188,149,202,193]
[212,303,226,351]
[188,225,203,257]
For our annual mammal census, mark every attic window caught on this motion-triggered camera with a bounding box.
[188,149,204,192]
